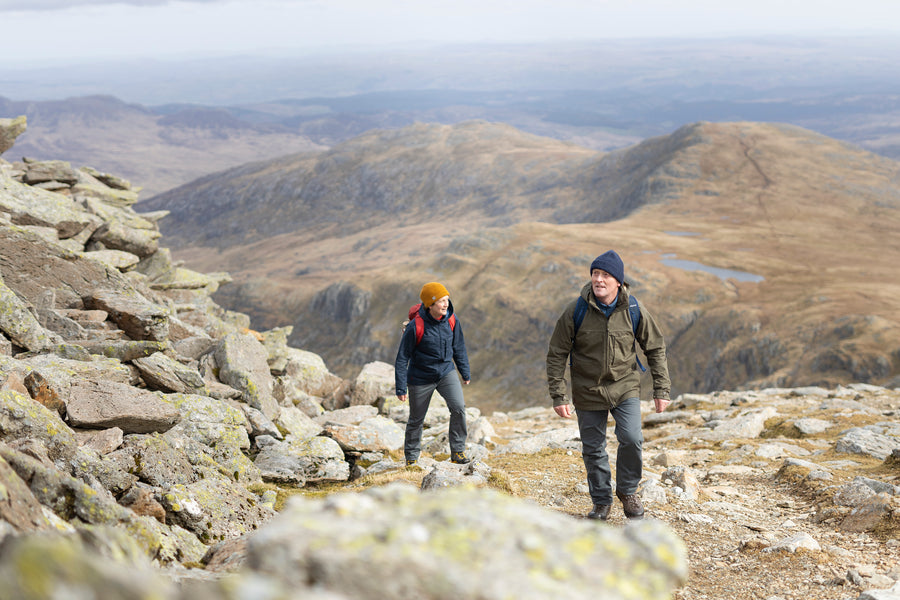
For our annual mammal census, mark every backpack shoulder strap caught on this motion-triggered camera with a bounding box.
[628,295,641,336]
[569,296,588,366]
[413,313,424,345]
[572,296,588,338]
[628,295,646,372]
[448,314,457,331]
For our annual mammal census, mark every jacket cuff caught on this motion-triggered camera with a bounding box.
[653,390,670,400]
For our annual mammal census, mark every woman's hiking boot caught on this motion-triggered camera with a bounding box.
[450,451,471,464]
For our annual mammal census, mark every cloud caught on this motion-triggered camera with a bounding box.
[0,0,219,12]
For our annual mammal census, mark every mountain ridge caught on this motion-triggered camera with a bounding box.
[141,119,900,411]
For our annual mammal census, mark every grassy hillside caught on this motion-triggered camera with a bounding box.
[142,120,900,412]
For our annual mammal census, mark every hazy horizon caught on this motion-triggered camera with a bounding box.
[3,0,900,66]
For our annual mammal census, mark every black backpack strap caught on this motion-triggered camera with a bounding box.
[569,297,588,366]
[628,296,646,372]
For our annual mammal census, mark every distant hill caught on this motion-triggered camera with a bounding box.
[0,95,324,197]
[141,120,900,412]
[6,37,900,199]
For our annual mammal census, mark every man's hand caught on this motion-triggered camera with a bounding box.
[554,404,574,418]
[397,394,408,403]
[653,398,670,413]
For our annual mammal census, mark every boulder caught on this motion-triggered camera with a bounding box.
[0,389,78,464]
[280,346,344,399]
[84,288,169,342]
[213,331,280,420]
[322,415,404,453]
[80,166,133,191]
[161,392,250,451]
[81,196,159,254]
[159,477,275,544]
[0,448,49,534]
[17,353,136,404]
[0,115,27,155]
[132,352,208,395]
[349,361,395,406]
[78,339,169,361]
[0,274,64,352]
[241,483,688,600]
[274,405,323,440]
[314,404,378,426]
[22,159,79,186]
[66,379,181,434]
[253,434,349,485]
[74,427,124,455]
[0,172,98,239]
[106,433,196,488]
[80,248,141,271]
[0,530,176,599]
[698,406,778,441]
[835,426,900,460]
[420,460,492,489]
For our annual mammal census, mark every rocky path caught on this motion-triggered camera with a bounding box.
[485,386,900,600]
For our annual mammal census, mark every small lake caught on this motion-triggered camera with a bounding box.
[660,255,764,283]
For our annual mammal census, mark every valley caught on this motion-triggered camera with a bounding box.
[140,120,900,412]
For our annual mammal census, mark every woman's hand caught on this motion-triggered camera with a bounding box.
[654,398,670,413]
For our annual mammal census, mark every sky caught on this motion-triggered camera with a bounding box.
[2,0,900,65]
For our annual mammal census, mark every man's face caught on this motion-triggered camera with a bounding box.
[591,269,620,305]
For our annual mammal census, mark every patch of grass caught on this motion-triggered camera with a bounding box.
[870,513,900,541]
[760,418,802,439]
[486,468,518,495]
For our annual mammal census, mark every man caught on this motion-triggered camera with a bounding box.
[546,250,671,521]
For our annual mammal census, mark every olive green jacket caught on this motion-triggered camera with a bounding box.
[546,283,670,410]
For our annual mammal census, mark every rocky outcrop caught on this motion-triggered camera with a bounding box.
[0,116,26,156]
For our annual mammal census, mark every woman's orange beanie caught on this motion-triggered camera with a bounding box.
[420,282,450,307]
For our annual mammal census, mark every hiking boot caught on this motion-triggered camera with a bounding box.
[587,504,611,521]
[616,491,645,520]
[405,459,417,466]
[450,451,471,464]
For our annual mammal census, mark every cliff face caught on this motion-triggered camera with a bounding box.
[143,120,900,411]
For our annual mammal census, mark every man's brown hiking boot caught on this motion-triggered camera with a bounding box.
[616,490,644,520]
[450,451,471,464]
[587,504,611,521]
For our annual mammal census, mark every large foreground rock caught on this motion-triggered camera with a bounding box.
[239,483,688,600]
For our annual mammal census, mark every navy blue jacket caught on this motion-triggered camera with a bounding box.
[394,301,471,395]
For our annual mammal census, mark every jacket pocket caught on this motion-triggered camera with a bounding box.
[607,330,634,380]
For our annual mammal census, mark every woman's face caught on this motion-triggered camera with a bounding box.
[428,295,450,319]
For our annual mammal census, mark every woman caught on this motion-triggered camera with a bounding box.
[394,281,472,466]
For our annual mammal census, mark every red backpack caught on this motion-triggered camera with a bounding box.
[404,303,456,345]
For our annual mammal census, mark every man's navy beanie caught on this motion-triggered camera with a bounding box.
[590,250,625,284]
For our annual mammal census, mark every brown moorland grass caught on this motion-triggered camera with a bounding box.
[170,121,900,413]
